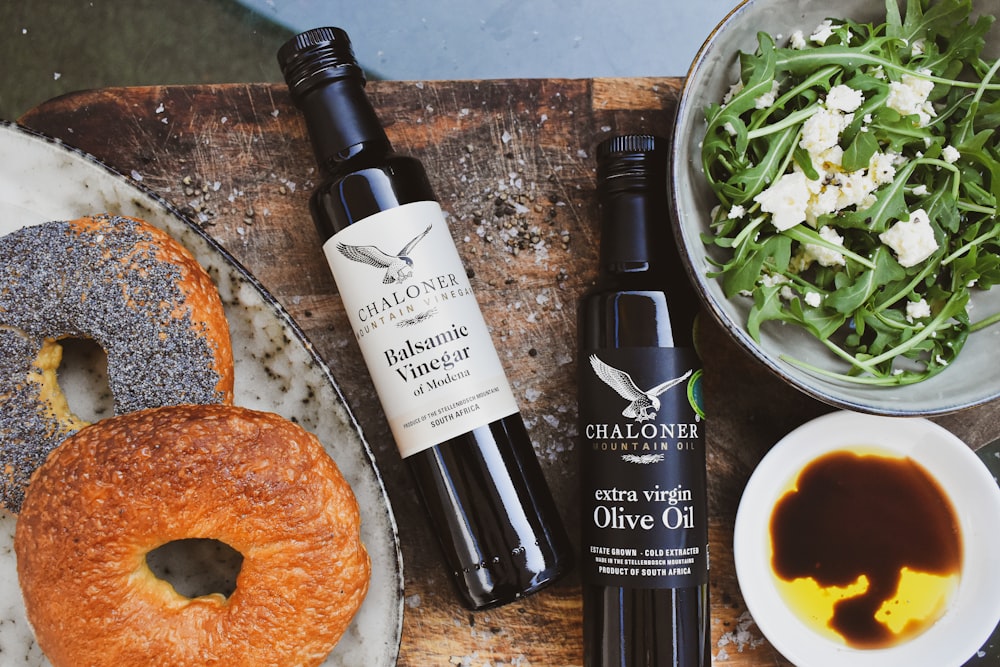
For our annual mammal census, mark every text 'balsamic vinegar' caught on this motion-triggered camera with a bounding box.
[278,27,573,610]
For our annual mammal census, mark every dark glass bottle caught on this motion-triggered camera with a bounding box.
[578,135,710,666]
[277,27,572,611]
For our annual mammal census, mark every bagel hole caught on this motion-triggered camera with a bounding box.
[57,337,113,423]
[146,538,244,599]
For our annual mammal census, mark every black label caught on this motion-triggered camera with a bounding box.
[579,347,708,589]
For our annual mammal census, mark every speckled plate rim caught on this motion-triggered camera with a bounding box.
[0,120,403,666]
[734,411,1000,667]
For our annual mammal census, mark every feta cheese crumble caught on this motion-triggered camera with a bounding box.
[754,171,811,231]
[906,298,932,321]
[810,20,835,45]
[802,225,848,268]
[752,90,901,233]
[760,273,790,288]
[869,152,897,185]
[723,81,744,104]
[755,80,781,109]
[800,108,850,155]
[886,72,936,126]
[879,209,939,267]
[826,85,864,113]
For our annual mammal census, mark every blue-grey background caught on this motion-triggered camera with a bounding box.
[1,0,738,120]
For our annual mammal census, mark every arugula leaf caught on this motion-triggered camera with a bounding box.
[747,285,791,340]
[720,233,793,297]
[825,248,906,313]
[842,127,881,172]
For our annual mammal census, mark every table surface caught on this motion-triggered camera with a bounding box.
[19,78,1000,666]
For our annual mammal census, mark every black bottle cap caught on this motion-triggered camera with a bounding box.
[596,134,668,187]
[277,27,366,101]
[276,26,389,164]
[596,134,661,159]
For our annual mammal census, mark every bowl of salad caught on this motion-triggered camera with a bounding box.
[670,0,1000,415]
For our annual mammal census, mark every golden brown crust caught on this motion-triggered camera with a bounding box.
[15,404,370,667]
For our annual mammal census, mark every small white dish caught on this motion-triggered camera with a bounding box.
[734,410,1000,666]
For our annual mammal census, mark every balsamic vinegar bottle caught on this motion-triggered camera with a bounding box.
[277,27,572,610]
[578,135,710,665]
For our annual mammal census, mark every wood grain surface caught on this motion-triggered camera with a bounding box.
[19,78,1000,666]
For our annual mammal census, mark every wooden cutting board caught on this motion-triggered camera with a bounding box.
[20,77,999,666]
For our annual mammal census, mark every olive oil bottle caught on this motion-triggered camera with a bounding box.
[578,134,710,665]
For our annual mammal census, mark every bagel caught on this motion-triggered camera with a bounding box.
[0,214,234,512]
[15,403,370,667]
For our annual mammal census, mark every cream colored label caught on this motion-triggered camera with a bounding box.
[323,201,519,457]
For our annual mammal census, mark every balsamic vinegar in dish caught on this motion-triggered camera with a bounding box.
[770,448,962,648]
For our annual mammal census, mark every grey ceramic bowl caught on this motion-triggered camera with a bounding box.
[670,0,1000,416]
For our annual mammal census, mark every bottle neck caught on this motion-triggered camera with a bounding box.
[597,180,669,281]
[297,76,392,173]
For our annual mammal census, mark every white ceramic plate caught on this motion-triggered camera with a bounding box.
[0,121,403,666]
[734,411,1000,666]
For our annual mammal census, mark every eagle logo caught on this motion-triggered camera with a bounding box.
[589,354,693,422]
[335,224,433,284]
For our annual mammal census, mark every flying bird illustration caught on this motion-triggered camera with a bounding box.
[335,224,433,284]
[589,354,693,422]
